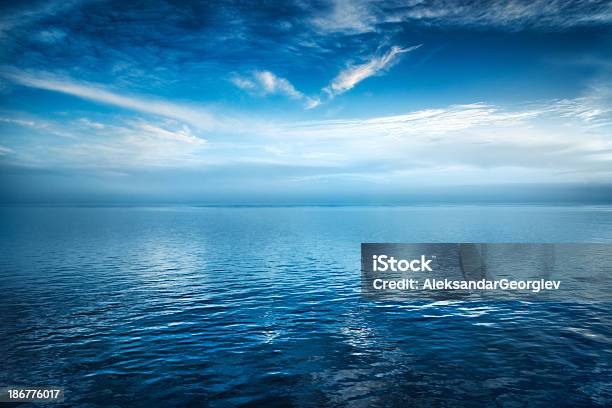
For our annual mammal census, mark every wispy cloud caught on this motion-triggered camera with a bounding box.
[549,83,612,129]
[231,76,256,91]
[307,0,612,34]
[0,116,40,128]
[0,145,13,155]
[4,65,612,182]
[78,118,105,129]
[0,0,88,38]
[232,45,421,109]
[18,119,209,169]
[3,96,612,183]
[254,71,303,99]
[396,0,612,29]
[136,122,206,145]
[258,98,612,182]
[310,0,377,34]
[1,70,218,131]
[324,45,422,97]
[232,70,320,109]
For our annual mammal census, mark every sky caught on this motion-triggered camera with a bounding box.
[1,0,612,204]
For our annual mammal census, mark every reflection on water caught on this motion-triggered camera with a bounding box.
[0,206,611,407]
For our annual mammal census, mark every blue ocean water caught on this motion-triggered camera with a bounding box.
[0,206,611,407]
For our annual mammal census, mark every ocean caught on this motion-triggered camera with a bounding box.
[1,206,611,407]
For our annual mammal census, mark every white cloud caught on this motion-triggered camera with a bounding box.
[231,45,420,109]
[255,71,302,99]
[1,70,219,130]
[325,45,422,97]
[78,118,105,129]
[310,0,377,34]
[0,117,39,127]
[279,103,543,141]
[307,0,612,34]
[137,122,206,145]
[4,66,612,183]
[304,97,322,109]
[40,120,208,169]
[232,70,320,109]
[3,97,612,186]
[0,145,13,155]
[548,84,612,129]
[396,0,612,29]
[231,76,256,90]
[262,99,612,182]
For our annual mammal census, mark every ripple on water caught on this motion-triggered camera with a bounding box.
[0,206,611,407]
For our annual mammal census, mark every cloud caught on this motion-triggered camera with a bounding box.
[255,71,303,99]
[263,98,612,181]
[549,83,612,129]
[232,70,320,109]
[231,76,256,90]
[310,0,377,34]
[307,0,612,34]
[0,69,228,131]
[0,145,13,155]
[136,122,206,145]
[3,96,612,184]
[0,0,87,38]
[324,45,421,97]
[233,44,420,108]
[0,116,40,128]
[37,28,67,44]
[4,65,612,183]
[29,119,208,169]
[280,103,544,141]
[395,0,612,29]
[78,118,105,129]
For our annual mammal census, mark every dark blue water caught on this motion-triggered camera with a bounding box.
[1,206,611,407]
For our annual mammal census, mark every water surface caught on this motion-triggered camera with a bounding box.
[1,206,611,407]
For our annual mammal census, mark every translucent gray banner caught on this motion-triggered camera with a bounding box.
[361,243,612,301]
